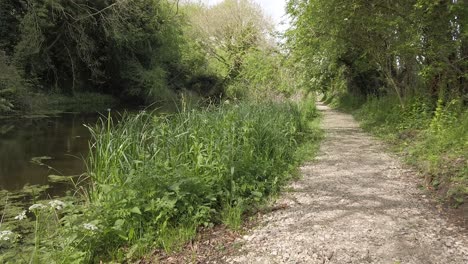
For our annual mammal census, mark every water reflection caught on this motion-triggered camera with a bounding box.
[0,113,99,191]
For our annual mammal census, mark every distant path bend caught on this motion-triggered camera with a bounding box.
[223,103,468,264]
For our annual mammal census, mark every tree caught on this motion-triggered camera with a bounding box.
[184,0,274,81]
[0,0,216,104]
[286,0,467,106]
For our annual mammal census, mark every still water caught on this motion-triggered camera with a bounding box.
[0,113,101,193]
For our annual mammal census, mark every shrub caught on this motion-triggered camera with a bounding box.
[0,52,26,113]
[76,100,316,260]
[1,98,321,262]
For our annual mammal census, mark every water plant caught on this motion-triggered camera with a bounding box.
[78,100,317,261]
[0,98,320,263]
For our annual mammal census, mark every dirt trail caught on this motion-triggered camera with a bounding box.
[222,103,468,264]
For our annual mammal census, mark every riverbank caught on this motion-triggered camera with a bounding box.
[0,96,322,263]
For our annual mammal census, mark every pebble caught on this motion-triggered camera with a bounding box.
[222,106,468,264]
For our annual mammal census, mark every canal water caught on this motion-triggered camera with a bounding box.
[0,113,102,195]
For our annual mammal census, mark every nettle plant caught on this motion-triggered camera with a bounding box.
[1,199,101,263]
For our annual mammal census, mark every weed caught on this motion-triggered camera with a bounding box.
[220,201,244,230]
[82,99,321,260]
[1,98,321,262]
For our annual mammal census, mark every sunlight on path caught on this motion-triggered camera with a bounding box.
[222,103,468,264]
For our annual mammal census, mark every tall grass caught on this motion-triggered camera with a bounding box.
[0,99,320,263]
[78,100,318,260]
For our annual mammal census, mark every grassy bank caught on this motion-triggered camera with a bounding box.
[0,97,321,263]
[329,94,467,206]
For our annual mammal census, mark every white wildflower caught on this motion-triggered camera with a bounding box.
[83,223,98,231]
[29,203,47,211]
[344,18,349,21]
[0,230,13,241]
[49,200,65,210]
[14,210,27,221]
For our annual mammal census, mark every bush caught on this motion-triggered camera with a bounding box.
[80,101,310,259]
[0,52,26,113]
[1,98,321,263]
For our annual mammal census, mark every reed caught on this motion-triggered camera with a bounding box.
[81,100,317,259]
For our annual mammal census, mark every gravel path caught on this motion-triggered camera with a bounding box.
[222,103,468,264]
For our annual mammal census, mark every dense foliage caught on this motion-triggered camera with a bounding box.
[183,0,294,98]
[0,99,320,263]
[0,0,296,114]
[286,0,467,102]
[186,0,272,78]
[83,101,316,258]
[0,0,220,112]
[1,1,322,262]
[286,0,467,203]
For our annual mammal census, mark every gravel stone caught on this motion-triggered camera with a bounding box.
[221,103,468,264]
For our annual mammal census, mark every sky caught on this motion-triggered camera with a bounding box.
[194,0,290,32]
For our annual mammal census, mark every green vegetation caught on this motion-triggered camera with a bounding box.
[0,0,219,114]
[0,99,321,263]
[0,0,289,115]
[1,0,466,262]
[183,0,298,99]
[3,0,466,260]
[1,1,323,261]
[286,0,467,205]
[85,102,315,256]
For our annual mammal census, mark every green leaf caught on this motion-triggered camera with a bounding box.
[114,219,125,228]
[130,206,142,215]
[251,191,263,198]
